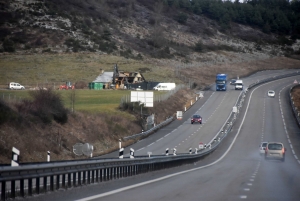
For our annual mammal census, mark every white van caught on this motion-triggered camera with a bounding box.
[235,80,243,90]
[153,83,176,91]
[9,82,25,90]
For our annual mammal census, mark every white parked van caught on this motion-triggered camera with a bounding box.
[9,82,25,90]
[235,80,243,90]
[153,83,176,91]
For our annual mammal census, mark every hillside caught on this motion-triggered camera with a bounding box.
[1,0,300,164]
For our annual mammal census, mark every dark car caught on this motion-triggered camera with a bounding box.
[191,114,202,124]
[230,79,237,85]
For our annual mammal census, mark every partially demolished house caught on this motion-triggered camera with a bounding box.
[90,64,146,90]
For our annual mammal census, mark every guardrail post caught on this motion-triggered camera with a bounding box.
[104,169,107,181]
[20,179,24,197]
[92,170,95,183]
[50,176,54,191]
[35,177,40,194]
[68,173,71,187]
[73,172,76,186]
[78,171,81,186]
[96,169,99,182]
[56,175,60,190]
[11,180,15,198]
[195,148,198,154]
[1,181,5,201]
[28,178,33,196]
[100,169,103,182]
[88,170,91,184]
[43,176,47,192]
[62,174,66,188]
[83,171,86,184]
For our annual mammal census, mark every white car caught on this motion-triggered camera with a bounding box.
[259,142,268,155]
[267,90,275,97]
[9,82,25,90]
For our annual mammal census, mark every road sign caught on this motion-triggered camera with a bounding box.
[199,142,204,149]
[233,106,237,113]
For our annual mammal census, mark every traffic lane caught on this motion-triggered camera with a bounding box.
[180,90,242,153]
[130,91,228,156]
[136,89,241,155]
[97,90,214,158]
[237,77,300,200]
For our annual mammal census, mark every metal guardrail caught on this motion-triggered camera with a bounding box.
[123,117,174,140]
[1,71,300,200]
[289,85,300,127]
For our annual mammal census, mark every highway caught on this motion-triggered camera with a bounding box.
[25,70,300,201]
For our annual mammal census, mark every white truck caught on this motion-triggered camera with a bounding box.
[235,80,243,90]
[153,83,176,91]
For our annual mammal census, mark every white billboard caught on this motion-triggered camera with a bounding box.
[131,91,153,107]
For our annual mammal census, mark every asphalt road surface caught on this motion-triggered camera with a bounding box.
[25,70,300,201]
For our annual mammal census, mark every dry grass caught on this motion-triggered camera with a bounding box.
[0,53,178,89]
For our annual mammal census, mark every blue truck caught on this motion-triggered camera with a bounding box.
[216,74,227,91]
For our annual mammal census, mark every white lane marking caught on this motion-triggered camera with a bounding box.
[147,143,154,147]
[157,138,163,142]
[244,188,250,191]
[240,195,247,199]
[136,147,144,151]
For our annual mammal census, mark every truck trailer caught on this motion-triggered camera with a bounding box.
[216,74,227,91]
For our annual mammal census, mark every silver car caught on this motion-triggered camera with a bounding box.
[267,90,275,97]
[259,142,268,155]
[265,142,286,162]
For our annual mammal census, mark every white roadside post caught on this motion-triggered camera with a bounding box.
[119,139,122,149]
[119,148,124,159]
[47,151,50,162]
[11,147,20,167]
[173,148,177,156]
[166,148,169,156]
[130,148,134,159]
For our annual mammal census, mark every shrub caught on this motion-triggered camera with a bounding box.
[194,41,204,52]
[175,13,188,24]
[3,38,15,52]
[0,100,17,125]
[15,89,68,124]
